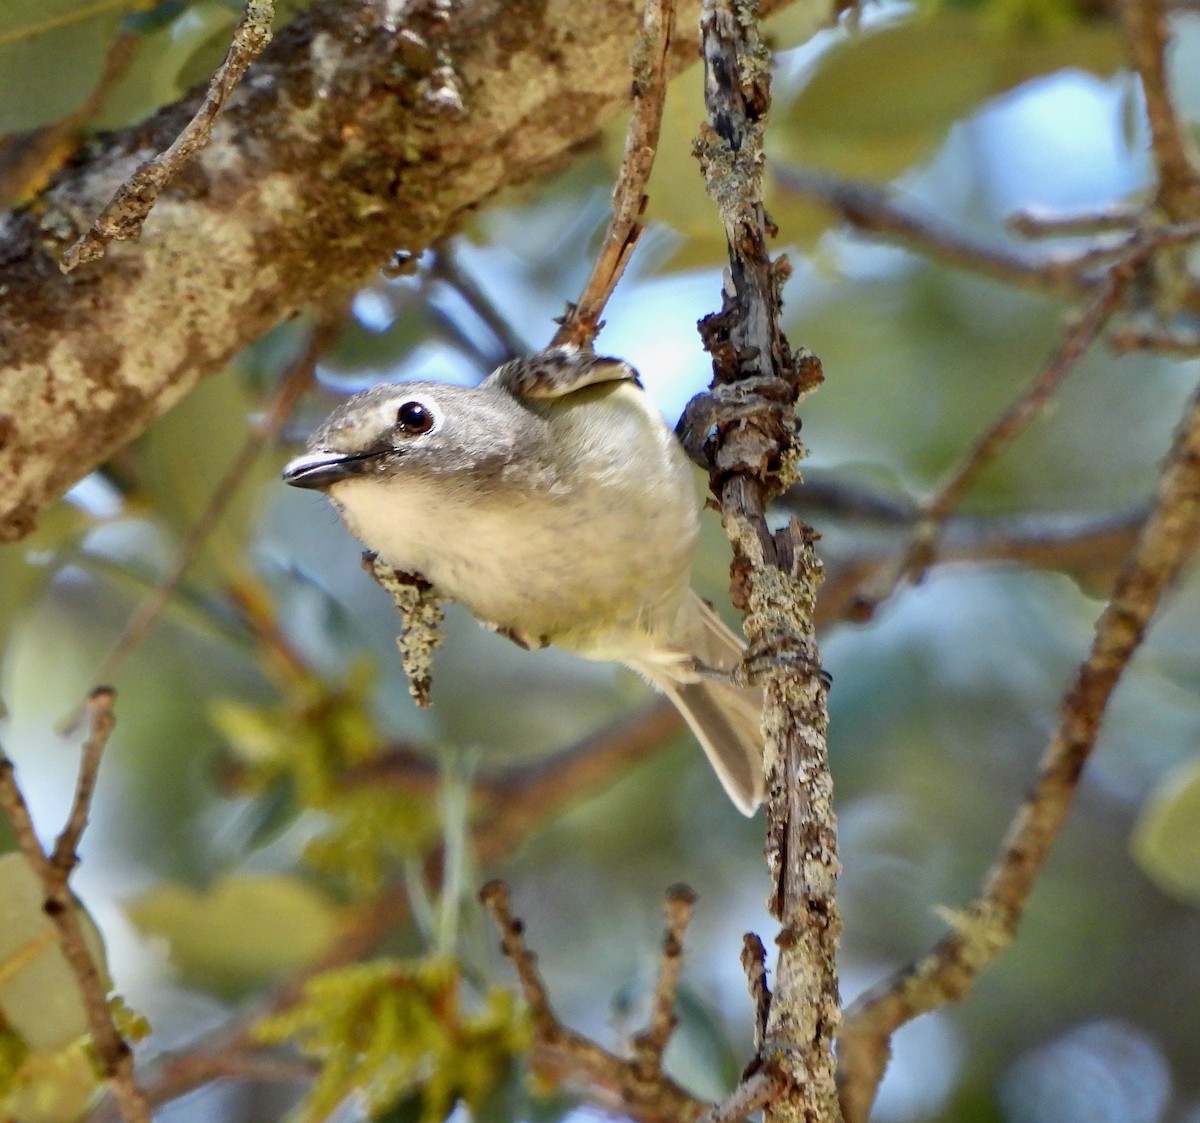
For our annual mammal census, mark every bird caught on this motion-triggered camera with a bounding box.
[283,346,764,813]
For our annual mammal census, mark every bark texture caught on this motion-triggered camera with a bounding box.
[0,0,818,542]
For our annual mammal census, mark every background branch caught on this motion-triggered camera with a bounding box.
[0,690,149,1123]
[1121,0,1200,217]
[835,376,1200,1122]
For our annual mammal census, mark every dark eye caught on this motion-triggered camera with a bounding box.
[396,401,435,435]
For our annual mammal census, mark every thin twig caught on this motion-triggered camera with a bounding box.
[774,166,1101,298]
[835,377,1200,1123]
[479,880,563,1039]
[693,1070,782,1123]
[0,691,150,1123]
[61,0,275,271]
[51,688,117,876]
[892,235,1157,588]
[1111,325,1200,354]
[1008,204,1142,238]
[429,248,528,363]
[551,0,674,348]
[60,310,338,733]
[480,880,707,1123]
[740,933,771,1051]
[1121,0,1200,218]
[632,885,697,1080]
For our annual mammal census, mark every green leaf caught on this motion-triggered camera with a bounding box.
[0,0,132,131]
[0,855,107,1051]
[256,959,529,1123]
[1131,757,1200,904]
[127,873,344,996]
[0,1039,103,1123]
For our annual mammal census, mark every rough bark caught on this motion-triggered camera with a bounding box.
[0,0,819,543]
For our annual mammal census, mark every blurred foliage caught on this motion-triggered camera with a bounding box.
[211,652,441,896]
[254,958,529,1123]
[3,0,1200,1121]
[1132,756,1200,904]
[127,874,344,997]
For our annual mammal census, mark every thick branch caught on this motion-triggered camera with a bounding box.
[687,2,840,1121]
[0,0,816,543]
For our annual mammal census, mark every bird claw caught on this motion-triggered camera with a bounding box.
[734,637,832,691]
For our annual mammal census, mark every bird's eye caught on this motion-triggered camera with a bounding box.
[396,401,435,435]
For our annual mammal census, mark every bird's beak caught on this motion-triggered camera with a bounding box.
[282,450,379,490]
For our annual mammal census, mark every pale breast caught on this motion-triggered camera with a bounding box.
[327,381,701,661]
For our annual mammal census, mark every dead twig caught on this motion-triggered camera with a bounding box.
[0,690,150,1123]
[363,561,445,707]
[552,0,674,348]
[835,377,1200,1123]
[632,884,697,1081]
[740,933,771,1051]
[480,880,706,1123]
[60,0,275,271]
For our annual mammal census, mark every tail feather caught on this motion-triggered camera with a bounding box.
[653,674,765,815]
[635,592,764,815]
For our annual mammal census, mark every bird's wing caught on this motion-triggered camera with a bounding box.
[485,346,642,400]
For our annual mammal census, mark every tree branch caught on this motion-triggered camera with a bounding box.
[891,234,1159,589]
[683,2,840,1120]
[773,166,1102,298]
[480,880,707,1123]
[0,0,815,544]
[552,0,674,349]
[835,375,1200,1123]
[1121,0,1200,217]
[60,0,275,270]
[0,690,149,1123]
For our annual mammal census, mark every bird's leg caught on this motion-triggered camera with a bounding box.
[730,636,832,691]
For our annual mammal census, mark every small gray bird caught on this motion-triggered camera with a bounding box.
[282,347,764,814]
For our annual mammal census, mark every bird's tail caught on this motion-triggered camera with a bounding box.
[637,594,765,815]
